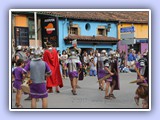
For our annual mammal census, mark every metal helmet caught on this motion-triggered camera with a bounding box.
[138,58,147,67]
[72,39,77,45]
[16,45,22,50]
[101,50,106,53]
[33,50,41,60]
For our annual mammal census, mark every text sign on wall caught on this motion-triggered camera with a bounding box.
[121,39,136,45]
[120,33,135,40]
[41,17,59,47]
[120,26,135,33]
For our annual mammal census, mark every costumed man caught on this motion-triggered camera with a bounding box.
[43,42,63,93]
[24,50,52,108]
[109,52,120,99]
[97,50,109,91]
[104,59,114,99]
[65,50,82,95]
[132,53,149,108]
[67,39,83,88]
[15,45,28,64]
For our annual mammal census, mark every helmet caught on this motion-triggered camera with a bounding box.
[16,45,22,50]
[101,50,106,53]
[33,50,41,60]
[138,58,147,67]
[72,39,77,45]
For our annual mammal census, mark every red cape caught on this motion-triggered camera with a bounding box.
[43,49,63,88]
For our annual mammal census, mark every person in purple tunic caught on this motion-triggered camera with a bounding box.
[97,50,108,91]
[65,50,82,95]
[12,59,26,108]
[104,60,114,99]
[24,50,51,108]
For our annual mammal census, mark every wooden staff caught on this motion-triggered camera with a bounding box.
[97,68,117,82]
[129,79,148,87]
[135,65,142,79]
[129,64,148,87]
[130,79,143,83]
[97,74,111,82]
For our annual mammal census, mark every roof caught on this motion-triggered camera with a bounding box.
[64,35,119,43]
[38,11,149,23]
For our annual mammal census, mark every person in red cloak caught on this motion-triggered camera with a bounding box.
[43,42,63,93]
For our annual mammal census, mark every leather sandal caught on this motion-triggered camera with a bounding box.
[104,96,110,99]
[15,103,23,108]
[71,90,77,95]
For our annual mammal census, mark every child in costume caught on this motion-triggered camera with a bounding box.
[12,59,26,108]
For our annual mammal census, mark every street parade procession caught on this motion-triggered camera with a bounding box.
[10,10,150,110]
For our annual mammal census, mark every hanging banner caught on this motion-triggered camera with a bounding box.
[41,17,59,47]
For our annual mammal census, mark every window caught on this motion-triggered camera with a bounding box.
[28,18,35,39]
[85,23,91,31]
[68,24,80,35]
[70,27,78,35]
[97,28,106,36]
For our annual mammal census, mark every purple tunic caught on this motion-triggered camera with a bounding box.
[97,69,106,80]
[67,62,81,80]
[12,67,26,90]
[69,71,79,80]
[97,69,112,82]
[30,83,48,98]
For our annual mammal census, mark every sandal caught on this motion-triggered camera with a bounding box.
[56,90,60,93]
[109,94,116,99]
[15,103,23,108]
[71,90,77,95]
[104,96,110,99]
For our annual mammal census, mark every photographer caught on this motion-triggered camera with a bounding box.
[89,57,97,76]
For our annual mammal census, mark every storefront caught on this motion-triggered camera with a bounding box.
[118,23,148,55]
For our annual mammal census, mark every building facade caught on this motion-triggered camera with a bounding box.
[11,12,119,54]
[11,11,148,55]
[118,23,148,55]
[58,19,118,53]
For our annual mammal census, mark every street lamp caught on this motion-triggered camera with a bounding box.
[106,23,111,32]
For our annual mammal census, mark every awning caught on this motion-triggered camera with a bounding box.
[121,38,148,45]
[64,35,120,44]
